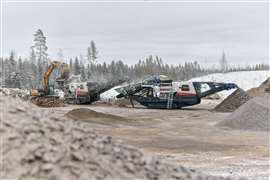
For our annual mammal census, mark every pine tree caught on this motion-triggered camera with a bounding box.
[5,51,22,88]
[30,48,36,65]
[74,57,80,75]
[69,58,73,74]
[87,46,92,63]
[18,57,23,74]
[32,29,48,85]
[79,53,85,65]
[9,51,16,73]
[32,29,48,64]
[80,65,86,81]
[220,51,228,73]
[29,49,38,87]
[90,40,98,62]
[86,64,91,80]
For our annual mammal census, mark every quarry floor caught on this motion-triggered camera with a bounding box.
[48,100,270,180]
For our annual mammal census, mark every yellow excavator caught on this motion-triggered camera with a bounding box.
[30,61,69,107]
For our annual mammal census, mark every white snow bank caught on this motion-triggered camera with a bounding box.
[189,70,270,99]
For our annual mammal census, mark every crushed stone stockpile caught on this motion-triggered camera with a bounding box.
[217,97,270,131]
[214,88,251,112]
[0,95,243,180]
[247,78,270,97]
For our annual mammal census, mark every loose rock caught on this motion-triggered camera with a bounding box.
[214,88,251,112]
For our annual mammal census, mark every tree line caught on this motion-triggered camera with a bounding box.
[0,29,269,89]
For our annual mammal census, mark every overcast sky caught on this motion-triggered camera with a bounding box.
[2,1,269,66]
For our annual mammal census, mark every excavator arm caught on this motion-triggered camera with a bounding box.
[42,61,69,93]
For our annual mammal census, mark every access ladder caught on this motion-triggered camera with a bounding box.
[166,89,174,109]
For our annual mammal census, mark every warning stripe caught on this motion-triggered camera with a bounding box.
[176,92,197,97]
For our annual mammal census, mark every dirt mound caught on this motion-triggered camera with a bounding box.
[217,97,270,131]
[30,96,65,107]
[2,95,237,180]
[247,78,270,97]
[65,108,129,124]
[214,88,251,112]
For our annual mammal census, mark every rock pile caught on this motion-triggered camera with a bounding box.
[217,97,270,131]
[1,95,241,180]
[214,88,251,112]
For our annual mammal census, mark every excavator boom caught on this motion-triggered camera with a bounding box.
[42,61,69,93]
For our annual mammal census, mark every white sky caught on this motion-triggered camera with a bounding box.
[2,1,269,66]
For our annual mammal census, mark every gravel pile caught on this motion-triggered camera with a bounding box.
[0,95,242,180]
[214,88,251,112]
[247,78,270,97]
[217,97,270,131]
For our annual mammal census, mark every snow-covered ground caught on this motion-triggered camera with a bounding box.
[189,70,269,99]
[100,71,270,101]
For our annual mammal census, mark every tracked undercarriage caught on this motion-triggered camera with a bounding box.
[30,96,65,107]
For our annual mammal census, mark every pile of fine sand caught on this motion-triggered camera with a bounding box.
[1,95,240,180]
[217,97,270,131]
[214,88,251,112]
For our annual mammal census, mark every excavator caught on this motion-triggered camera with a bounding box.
[30,61,69,107]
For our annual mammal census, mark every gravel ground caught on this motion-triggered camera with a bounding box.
[214,89,251,112]
[217,97,270,131]
[0,95,243,180]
